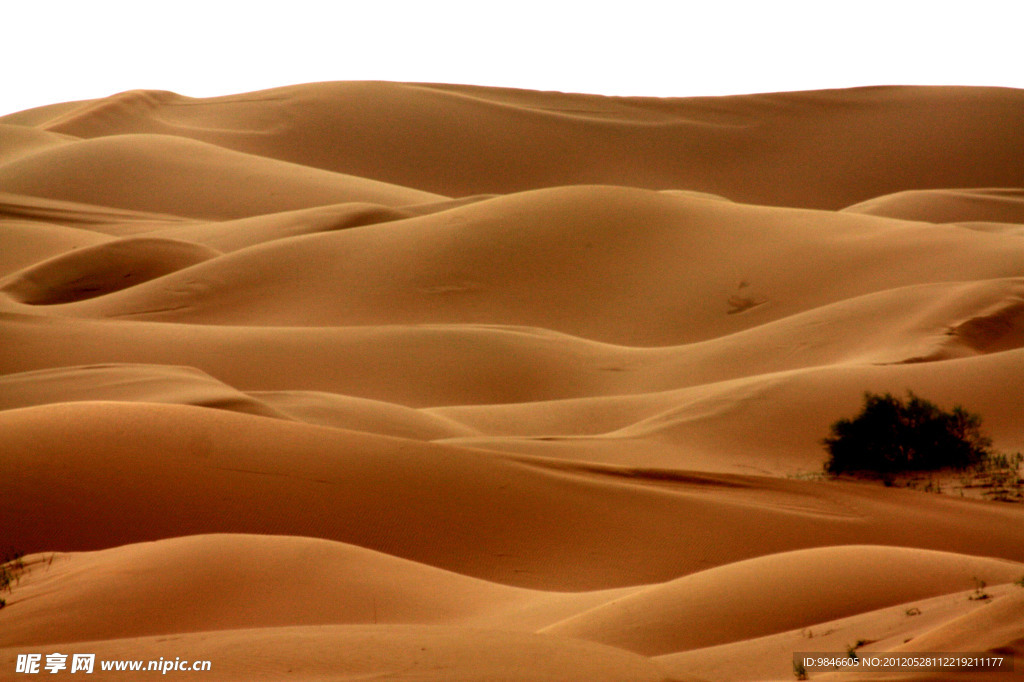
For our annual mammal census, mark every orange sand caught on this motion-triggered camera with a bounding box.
[2,83,1023,681]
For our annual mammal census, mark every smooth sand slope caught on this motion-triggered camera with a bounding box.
[843,188,1024,225]
[2,82,1023,681]
[0,134,443,220]
[8,82,1023,209]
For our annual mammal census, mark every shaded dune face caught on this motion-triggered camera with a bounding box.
[1,83,1023,682]
[0,237,221,304]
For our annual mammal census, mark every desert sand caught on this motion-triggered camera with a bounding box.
[1,82,1023,680]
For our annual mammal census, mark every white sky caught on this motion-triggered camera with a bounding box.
[3,0,1022,117]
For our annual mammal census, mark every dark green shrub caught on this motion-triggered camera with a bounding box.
[823,391,992,474]
[1,552,25,609]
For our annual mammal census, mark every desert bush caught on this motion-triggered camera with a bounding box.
[1,552,24,591]
[968,577,991,601]
[1,551,25,609]
[823,392,992,475]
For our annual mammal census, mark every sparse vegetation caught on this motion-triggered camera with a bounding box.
[1,551,26,609]
[988,452,1022,470]
[793,658,808,680]
[845,638,876,660]
[978,451,1024,502]
[823,391,993,475]
[905,606,921,616]
[968,577,991,601]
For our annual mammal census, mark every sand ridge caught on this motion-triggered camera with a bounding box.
[9,82,1023,209]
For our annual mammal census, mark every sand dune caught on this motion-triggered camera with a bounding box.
[0,534,542,647]
[0,124,76,166]
[539,546,1023,655]
[6,186,1020,348]
[0,134,443,219]
[0,220,112,276]
[11,82,1022,209]
[886,589,1024,682]
[0,191,187,232]
[5,401,1024,591]
[843,188,1024,224]
[143,202,421,252]
[2,82,1023,681]
[5,538,1016,679]
[0,364,284,418]
[1,237,221,305]
[658,583,1024,682]
[433,348,1024,473]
